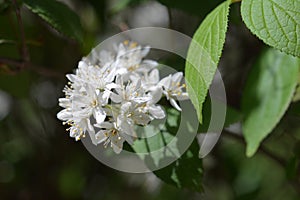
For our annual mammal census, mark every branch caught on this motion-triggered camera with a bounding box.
[0,57,64,79]
[12,0,30,63]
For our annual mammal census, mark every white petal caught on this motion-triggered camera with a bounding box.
[111,141,123,154]
[57,110,72,121]
[106,83,118,90]
[86,118,95,133]
[149,69,159,83]
[149,105,165,119]
[95,130,108,143]
[110,93,122,103]
[172,72,183,83]
[159,75,172,89]
[143,59,158,67]
[58,98,70,107]
[120,102,132,113]
[149,87,162,104]
[170,98,182,111]
[141,46,150,57]
[95,122,113,129]
[100,91,111,105]
[93,109,106,123]
[66,74,76,82]
[174,92,189,101]
[78,61,88,69]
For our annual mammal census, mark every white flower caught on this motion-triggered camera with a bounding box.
[114,41,158,80]
[110,76,150,104]
[57,41,189,154]
[159,72,189,111]
[140,68,160,91]
[95,121,128,154]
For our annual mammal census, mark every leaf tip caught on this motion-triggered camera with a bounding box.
[246,144,258,157]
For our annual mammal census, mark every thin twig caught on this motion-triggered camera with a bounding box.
[0,57,64,79]
[12,0,30,63]
[0,57,24,68]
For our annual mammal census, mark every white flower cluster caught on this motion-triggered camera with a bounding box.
[57,41,188,153]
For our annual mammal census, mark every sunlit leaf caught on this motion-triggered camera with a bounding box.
[241,0,300,57]
[185,0,231,123]
[242,48,299,157]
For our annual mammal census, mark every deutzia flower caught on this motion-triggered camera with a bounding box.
[57,41,189,154]
[159,72,189,111]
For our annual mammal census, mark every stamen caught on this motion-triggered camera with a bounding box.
[123,40,129,45]
[130,42,138,48]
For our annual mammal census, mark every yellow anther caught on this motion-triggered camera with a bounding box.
[123,40,129,45]
[91,99,98,107]
[130,42,138,48]
[112,129,117,136]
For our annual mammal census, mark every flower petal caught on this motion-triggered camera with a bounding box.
[170,98,182,111]
[149,105,165,119]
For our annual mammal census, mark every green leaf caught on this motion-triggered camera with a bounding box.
[241,0,300,57]
[154,140,203,192]
[24,0,83,42]
[132,108,203,192]
[185,0,231,123]
[242,48,299,157]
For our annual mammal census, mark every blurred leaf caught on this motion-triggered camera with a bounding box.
[0,0,11,14]
[24,0,83,42]
[132,108,203,192]
[157,0,223,19]
[286,156,299,180]
[185,0,231,123]
[58,165,85,198]
[294,141,300,159]
[154,140,203,192]
[198,97,242,133]
[242,48,299,157]
[241,0,300,57]
[109,0,131,13]
[225,106,242,127]
[0,72,31,97]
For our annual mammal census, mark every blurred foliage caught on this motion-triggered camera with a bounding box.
[0,0,299,199]
[242,48,299,157]
[23,0,84,42]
